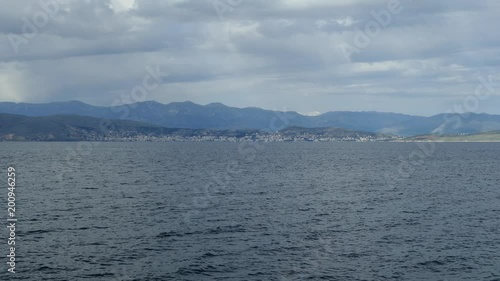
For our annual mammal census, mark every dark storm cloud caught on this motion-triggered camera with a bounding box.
[0,0,499,115]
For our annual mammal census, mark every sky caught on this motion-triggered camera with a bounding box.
[0,0,500,116]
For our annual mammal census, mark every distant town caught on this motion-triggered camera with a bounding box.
[1,111,499,142]
[97,132,400,142]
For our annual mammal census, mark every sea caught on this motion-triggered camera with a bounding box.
[0,142,499,280]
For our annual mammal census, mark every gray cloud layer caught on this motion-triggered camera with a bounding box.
[1,0,499,116]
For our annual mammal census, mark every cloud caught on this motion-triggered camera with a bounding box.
[0,0,499,116]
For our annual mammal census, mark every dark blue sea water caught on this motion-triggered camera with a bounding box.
[0,142,499,280]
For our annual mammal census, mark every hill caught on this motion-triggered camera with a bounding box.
[0,114,393,142]
[1,101,500,136]
[403,131,500,142]
[0,113,170,141]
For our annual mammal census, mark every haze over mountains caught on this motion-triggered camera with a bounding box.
[1,101,500,136]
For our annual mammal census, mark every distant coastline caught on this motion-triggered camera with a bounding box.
[1,114,499,144]
[396,132,500,143]
[1,101,500,142]
[1,101,500,137]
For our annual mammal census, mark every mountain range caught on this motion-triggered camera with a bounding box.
[0,113,389,142]
[1,100,500,136]
[0,113,285,141]
[0,113,168,141]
